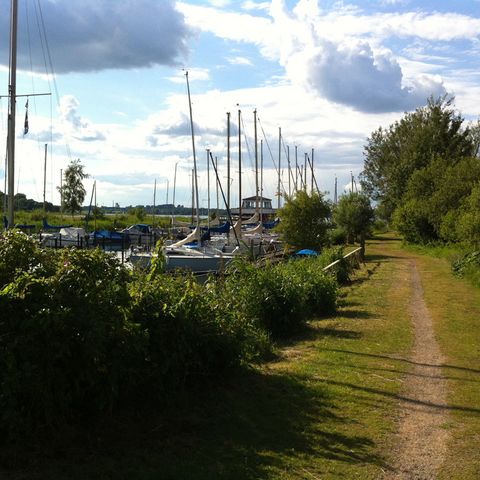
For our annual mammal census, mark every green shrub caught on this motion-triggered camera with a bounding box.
[0,245,137,436]
[129,272,257,393]
[223,257,337,339]
[0,230,55,288]
[328,227,347,245]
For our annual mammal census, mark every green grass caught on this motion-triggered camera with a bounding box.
[411,253,480,480]
[1,236,414,480]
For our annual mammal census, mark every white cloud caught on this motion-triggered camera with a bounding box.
[59,95,106,141]
[300,38,445,112]
[208,0,232,6]
[227,56,253,66]
[242,1,270,11]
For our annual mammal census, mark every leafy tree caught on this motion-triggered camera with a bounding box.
[58,159,88,218]
[360,96,475,221]
[394,156,480,243]
[456,184,480,248]
[276,191,332,251]
[333,192,374,258]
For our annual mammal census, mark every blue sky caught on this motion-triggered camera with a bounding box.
[1,0,479,209]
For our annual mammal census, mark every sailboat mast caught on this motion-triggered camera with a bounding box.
[215,156,219,218]
[260,139,264,223]
[152,178,156,225]
[277,127,281,210]
[43,143,47,213]
[295,145,298,193]
[287,145,291,198]
[227,112,231,215]
[207,149,210,228]
[311,148,314,194]
[93,180,97,231]
[238,109,242,222]
[172,162,177,226]
[6,0,18,228]
[185,71,200,230]
[254,109,259,215]
[191,168,194,225]
[304,154,307,191]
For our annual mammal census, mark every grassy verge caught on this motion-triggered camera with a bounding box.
[1,237,413,480]
[412,254,480,479]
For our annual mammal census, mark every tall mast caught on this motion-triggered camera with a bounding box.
[191,168,194,225]
[206,149,210,228]
[172,162,178,226]
[277,127,281,210]
[152,178,156,225]
[311,148,314,194]
[260,139,264,222]
[93,180,97,231]
[60,169,63,219]
[238,109,242,222]
[334,176,338,204]
[6,0,18,227]
[295,145,298,192]
[304,154,307,191]
[227,111,231,215]
[215,156,219,218]
[43,143,47,213]
[185,71,200,230]
[254,109,259,215]
[287,145,291,198]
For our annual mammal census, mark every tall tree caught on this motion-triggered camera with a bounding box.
[334,192,374,258]
[360,96,475,221]
[58,159,88,218]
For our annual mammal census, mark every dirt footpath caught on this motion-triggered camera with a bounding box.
[383,260,450,479]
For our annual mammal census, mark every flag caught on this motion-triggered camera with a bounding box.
[23,99,29,135]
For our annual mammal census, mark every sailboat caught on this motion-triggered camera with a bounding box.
[130,71,236,274]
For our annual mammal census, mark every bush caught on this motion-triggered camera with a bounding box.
[328,227,347,245]
[128,270,268,394]
[223,257,337,338]
[0,243,137,436]
[0,231,341,439]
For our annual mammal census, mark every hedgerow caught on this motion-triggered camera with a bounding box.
[0,230,341,439]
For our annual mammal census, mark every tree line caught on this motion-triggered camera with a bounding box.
[360,96,480,247]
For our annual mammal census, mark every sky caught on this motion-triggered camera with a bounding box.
[0,0,479,210]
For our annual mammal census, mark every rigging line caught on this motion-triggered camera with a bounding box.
[281,136,296,194]
[257,117,288,196]
[35,0,72,162]
[240,113,255,180]
[25,1,44,201]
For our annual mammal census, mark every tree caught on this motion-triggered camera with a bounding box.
[276,191,332,251]
[360,96,476,221]
[393,156,480,243]
[455,184,480,248]
[334,192,374,258]
[58,159,88,218]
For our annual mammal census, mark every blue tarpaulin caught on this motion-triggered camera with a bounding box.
[295,249,319,256]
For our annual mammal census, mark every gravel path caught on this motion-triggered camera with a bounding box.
[383,260,450,479]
